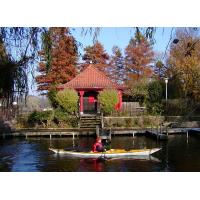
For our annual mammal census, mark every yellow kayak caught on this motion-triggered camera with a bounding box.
[49,148,161,158]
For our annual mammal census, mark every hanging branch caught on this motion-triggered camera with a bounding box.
[0,27,47,107]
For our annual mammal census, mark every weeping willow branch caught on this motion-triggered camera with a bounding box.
[0,27,47,107]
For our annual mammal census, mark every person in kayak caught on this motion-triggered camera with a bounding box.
[92,137,105,152]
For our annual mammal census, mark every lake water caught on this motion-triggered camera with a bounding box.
[0,134,200,172]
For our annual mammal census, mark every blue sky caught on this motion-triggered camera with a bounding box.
[71,27,174,56]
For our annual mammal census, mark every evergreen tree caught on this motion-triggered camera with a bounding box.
[109,46,126,83]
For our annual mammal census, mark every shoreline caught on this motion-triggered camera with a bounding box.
[0,127,199,139]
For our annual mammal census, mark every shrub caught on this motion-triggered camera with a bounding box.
[55,89,78,114]
[163,98,189,116]
[147,102,163,115]
[98,89,119,115]
[28,111,40,125]
[148,80,163,103]
[54,108,78,127]
[28,110,54,127]
[68,117,78,127]
[39,111,54,126]
[27,109,78,128]
[16,115,29,128]
[127,78,149,105]
[54,108,69,123]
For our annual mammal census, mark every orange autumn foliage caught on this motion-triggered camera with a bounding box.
[125,32,154,81]
[168,29,200,100]
[36,28,78,93]
[81,41,109,72]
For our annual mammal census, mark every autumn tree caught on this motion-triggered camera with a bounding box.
[124,31,154,103]
[109,46,126,83]
[36,28,78,94]
[81,41,109,72]
[167,28,200,101]
[125,31,154,81]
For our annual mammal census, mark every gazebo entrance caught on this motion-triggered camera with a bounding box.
[83,91,98,114]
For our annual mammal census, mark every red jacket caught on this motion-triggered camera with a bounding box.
[92,141,104,152]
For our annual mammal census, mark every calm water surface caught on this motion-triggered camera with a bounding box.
[0,135,200,172]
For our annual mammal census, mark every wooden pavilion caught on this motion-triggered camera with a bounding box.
[58,64,124,115]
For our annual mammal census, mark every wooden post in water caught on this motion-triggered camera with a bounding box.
[49,138,52,148]
[157,125,159,140]
[160,124,162,134]
[50,134,52,140]
[26,134,28,139]
[96,125,99,137]
[166,126,168,136]
[72,133,75,140]
[101,113,104,129]
[133,131,135,139]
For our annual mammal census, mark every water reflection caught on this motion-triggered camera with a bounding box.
[1,135,200,171]
[11,142,39,172]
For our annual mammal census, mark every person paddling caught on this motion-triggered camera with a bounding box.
[92,137,105,152]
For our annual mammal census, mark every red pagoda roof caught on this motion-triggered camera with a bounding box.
[58,64,123,90]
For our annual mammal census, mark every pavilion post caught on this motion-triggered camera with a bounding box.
[118,90,122,110]
[79,91,84,115]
